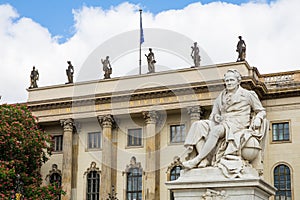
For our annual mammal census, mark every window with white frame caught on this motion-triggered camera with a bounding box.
[50,173,62,186]
[272,122,290,142]
[86,171,100,200]
[84,162,101,200]
[127,167,142,200]
[274,164,292,199]
[53,135,63,152]
[127,128,142,147]
[170,124,186,143]
[88,132,101,149]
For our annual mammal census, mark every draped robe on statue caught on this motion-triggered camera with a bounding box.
[184,86,267,178]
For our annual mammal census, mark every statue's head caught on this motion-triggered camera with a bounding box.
[224,69,241,82]
[67,61,71,64]
[224,69,241,91]
[238,36,242,40]
[106,56,109,59]
[149,48,152,52]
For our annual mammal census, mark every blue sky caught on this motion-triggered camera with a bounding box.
[0,0,298,103]
[0,0,274,42]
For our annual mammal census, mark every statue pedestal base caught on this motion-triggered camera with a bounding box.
[165,167,276,200]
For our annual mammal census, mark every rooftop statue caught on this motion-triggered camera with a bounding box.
[29,66,39,89]
[66,61,74,84]
[145,48,156,73]
[101,56,112,79]
[191,42,201,67]
[236,36,246,62]
[182,69,268,178]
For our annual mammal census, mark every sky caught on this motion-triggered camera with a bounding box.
[0,0,299,103]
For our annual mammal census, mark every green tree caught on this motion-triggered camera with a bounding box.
[0,104,65,199]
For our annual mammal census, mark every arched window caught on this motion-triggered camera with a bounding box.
[125,156,143,200]
[84,162,101,200]
[170,166,182,181]
[47,164,62,200]
[87,171,100,200]
[50,172,62,186]
[127,167,142,200]
[274,164,292,200]
[170,166,182,200]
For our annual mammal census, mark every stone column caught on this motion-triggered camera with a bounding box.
[60,118,74,200]
[97,115,115,200]
[187,106,202,124]
[143,111,159,200]
[186,106,203,160]
[111,124,118,192]
[72,122,80,198]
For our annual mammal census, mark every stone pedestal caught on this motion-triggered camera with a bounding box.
[166,167,276,200]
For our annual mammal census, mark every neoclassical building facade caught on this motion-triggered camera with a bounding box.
[27,61,300,200]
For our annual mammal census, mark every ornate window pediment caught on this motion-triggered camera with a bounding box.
[46,164,62,181]
[84,162,101,176]
[166,156,183,174]
[124,156,142,173]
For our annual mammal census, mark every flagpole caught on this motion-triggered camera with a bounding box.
[139,9,143,75]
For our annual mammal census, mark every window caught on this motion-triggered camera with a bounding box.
[170,166,182,181]
[170,124,186,143]
[170,166,182,200]
[88,132,101,149]
[50,173,62,186]
[127,167,142,200]
[48,164,62,200]
[84,162,101,200]
[274,164,292,200]
[50,173,62,200]
[53,135,63,152]
[128,128,142,146]
[86,171,100,200]
[272,122,290,142]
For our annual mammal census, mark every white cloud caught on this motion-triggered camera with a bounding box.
[0,0,299,103]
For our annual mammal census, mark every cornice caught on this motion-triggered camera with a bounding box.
[26,62,300,112]
[27,79,300,112]
[27,81,211,111]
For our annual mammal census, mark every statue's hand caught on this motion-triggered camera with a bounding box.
[253,118,262,129]
[187,145,193,151]
[214,114,223,123]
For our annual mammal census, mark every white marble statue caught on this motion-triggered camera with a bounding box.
[145,48,156,73]
[191,42,201,67]
[183,69,268,178]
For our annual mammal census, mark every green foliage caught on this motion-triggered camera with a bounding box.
[0,104,65,199]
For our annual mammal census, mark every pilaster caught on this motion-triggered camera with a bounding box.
[97,114,115,200]
[142,111,159,200]
[187,106,202,124]
[60,118,74,200]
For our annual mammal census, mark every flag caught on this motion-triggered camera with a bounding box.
[140,9,144,44]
